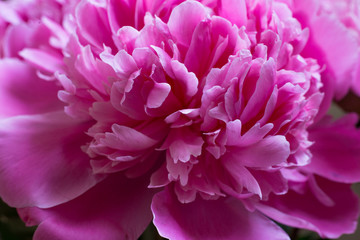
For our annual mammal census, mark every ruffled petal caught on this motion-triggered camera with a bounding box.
[0,111,102,208]
[152,188,290,240]
[18,173,157,240]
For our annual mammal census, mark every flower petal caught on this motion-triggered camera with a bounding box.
[20,48,63,73]
[0,111,102,208]
[218,0,247,28]
[167,0,208,47]
[0,58,62,118]
[255,176,360,239]
[75,0,114,50]
[225,135,290,169]
[152,188,290,240]
[306,114,360,183]
[19,173,157,240]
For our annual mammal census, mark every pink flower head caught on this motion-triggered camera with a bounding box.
[0,0,359,240]
[0,0,70,117]
[286,0,360,100]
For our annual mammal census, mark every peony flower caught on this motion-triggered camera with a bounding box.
[0,0,359,239]
[0,0,70,118]
[284,0,360,102]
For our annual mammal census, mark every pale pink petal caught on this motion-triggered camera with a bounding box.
[161,127,204,163]
[152,188,290,240]
[0,111,102,208]
[167,0,208,47]
[20,48,63,73]
[2,24,31,58]
[146,82,171,108]
[19,173,157,240]
[0,2,21,25]
[101,124,160,151]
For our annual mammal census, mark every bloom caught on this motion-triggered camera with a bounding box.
[0,0,360,239]
[285,0,360,101]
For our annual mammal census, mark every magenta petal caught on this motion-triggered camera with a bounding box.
[0,59,62,118]
[161,127,203,163]
[167,0,207,47]
[0,111,102,208]
[240,58,276,124]
[256,176,359,238]
[108,0,136,32]
[146,82,171,108]
[101,124,159,151]
[306,114,360,183]
[19,173,157,240]
[218,0,247,28]
[152,188,290,240]
[226,135,290,169]
[75,0,114,50]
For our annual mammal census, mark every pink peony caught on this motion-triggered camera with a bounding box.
[0,0,360,239]
[285,0,360,101]
[0,0,69,118]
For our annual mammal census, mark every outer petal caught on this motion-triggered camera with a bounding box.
[255,176,360,239]
[152,188,290,240]
[305,114,360,183]
[19,173,157,240]
[0,59,62,118]
[293,0,358,99]
[0,111,102,208]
